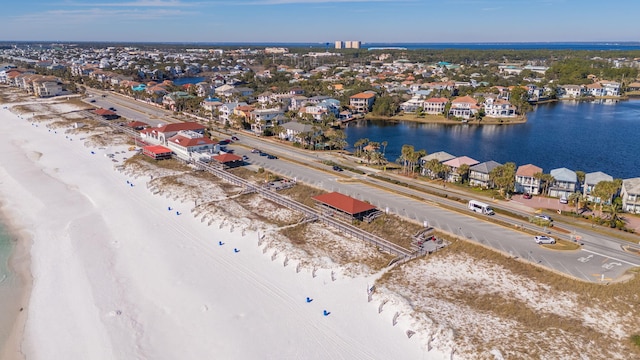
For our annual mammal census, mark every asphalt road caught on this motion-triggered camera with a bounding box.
[81,91,640,282]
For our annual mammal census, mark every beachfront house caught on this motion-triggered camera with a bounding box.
[621,178,640,213]
[442,156,479,183]
[469,160,502,188]
[549,167,578,199]
[166,130,219,161]
[139,122,205,145]
[583,171,614,203]
[515,164,542,195]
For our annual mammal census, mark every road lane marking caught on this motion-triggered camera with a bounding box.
[581,249,640,267]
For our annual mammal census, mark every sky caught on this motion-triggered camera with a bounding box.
[1,0,639,43]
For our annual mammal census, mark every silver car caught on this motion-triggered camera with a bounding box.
[534,235,556,244]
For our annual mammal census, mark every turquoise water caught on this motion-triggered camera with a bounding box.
[0,222,11,282]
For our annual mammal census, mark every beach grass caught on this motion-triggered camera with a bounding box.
[377,238,640,357]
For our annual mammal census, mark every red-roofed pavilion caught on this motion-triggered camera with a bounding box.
[312,192,380,222]
[143,145,173,160]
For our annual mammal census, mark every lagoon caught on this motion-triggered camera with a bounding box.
[344,99,640,179]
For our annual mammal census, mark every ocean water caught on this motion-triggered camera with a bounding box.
[0,220,20,348]
[0,222,12,285]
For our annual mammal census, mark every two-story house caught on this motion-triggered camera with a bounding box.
[423,97,449,115]
[166,130,219,160]
[621,178,640,213]
[515,164,543,195]
[448,95,479,120]
[583,171,613,203]
[483,97,516,118]
[442,156,479,183]
[549,167,578,199]
[469,161,502,188]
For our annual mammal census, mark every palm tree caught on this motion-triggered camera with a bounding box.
[568,192,584,214]
[399,144,415,175]
[602,200,624,228]
[381,140,388,156]
[457,163,471,184]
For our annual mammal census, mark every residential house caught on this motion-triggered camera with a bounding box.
[250,108,285,134]
[621,178,640,213]
[279,121,317,143]
[442,156,479,183]
[448,95,479,120]
[549,167,578,199]
[32,76,64,97]
[420,151,456,177]
[515,164,543,195]
[600,81,621,97]
[400,96,424,113]
[349,91,376,113]
[423,97,448,115]
[139,122,205,145]
[166,130,219,160]
[219,102,248,125]
[162,91,194,111]
[586,83,605,97]
[483,97,516,118]
[583,171,613,203]
[469,161,502,188]
[558,85,586,99]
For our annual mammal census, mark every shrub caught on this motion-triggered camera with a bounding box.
[631,334,640,348]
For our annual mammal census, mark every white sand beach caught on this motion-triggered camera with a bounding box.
[0,101,444,359]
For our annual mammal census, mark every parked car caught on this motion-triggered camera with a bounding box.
[534,235,556,244]
[332,165,343,172]
[251,148,260,153]
[535,214,553,222]
[267,154,278,159]
[242,155,249,160]
[109,107,116,111]
[259,152,268,157]
[89,99,96,103]
[559,196,568,204]
[231,136,239,141]
[523,193,532,199]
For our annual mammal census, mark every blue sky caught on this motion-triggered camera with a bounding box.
[1,0,639,43]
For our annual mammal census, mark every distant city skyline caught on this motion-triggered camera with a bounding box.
[1,0,639,43]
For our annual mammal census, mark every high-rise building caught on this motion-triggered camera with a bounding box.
[335,40,361,49]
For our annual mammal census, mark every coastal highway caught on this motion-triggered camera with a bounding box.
[82,90,640,282]
[233,145,640,282]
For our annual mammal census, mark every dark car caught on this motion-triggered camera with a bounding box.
[109,107,116,111]
[523,193,532,199]
[259,152,268,157]
[231,136,239,141]
[267,154,278,159]
[89,99,96,103]
[332,165,343,172]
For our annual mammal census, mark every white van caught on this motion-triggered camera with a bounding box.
[468,200,494,215]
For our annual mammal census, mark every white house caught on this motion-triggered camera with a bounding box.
[621,178,640,213]
[483,97,516,118]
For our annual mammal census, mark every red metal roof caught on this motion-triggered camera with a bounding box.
[156,122,204,133]
[94,108,116,116]
[143,145,172,154]
[213,153,242,163]
[312,192,376,215]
